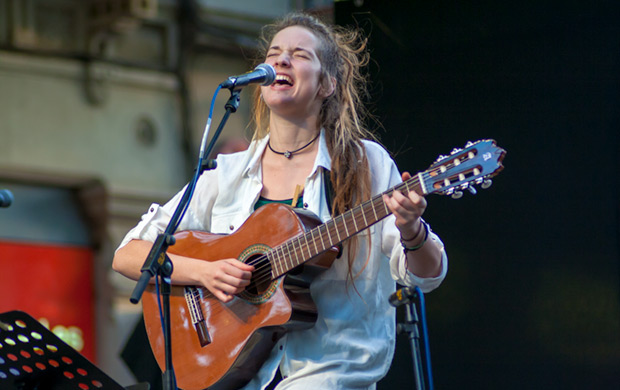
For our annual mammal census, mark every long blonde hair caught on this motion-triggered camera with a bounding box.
[252,13,375,283]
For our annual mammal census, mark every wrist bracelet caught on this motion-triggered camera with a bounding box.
[400,219,424,242]
[401,221,429,253]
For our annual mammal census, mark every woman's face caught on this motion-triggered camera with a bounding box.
[261,26,331,120]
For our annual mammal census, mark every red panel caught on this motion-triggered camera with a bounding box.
[0,240,96,362]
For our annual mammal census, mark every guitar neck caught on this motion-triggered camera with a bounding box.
[267,139,507,279]
[269,174,425,278]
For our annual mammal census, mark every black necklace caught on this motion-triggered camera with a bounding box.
[268,133,320,159]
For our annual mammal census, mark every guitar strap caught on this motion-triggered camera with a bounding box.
[322,167,335,217]
[323,168,344,258]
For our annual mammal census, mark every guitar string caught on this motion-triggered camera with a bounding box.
[187,179,420,305]
[187,155,488,325]
[185,188,406,302]
[244,151,479,290]
[190,155,470,299]
[243,167,459,291]
[245,191,404,289]
[239,172,430,291]
[193,161,466,300]
[185,157,468,308]
[185,155,479,320]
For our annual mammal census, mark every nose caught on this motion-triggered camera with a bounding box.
[274,52,291,67]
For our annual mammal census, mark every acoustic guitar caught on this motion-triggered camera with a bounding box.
[141,139,506,390]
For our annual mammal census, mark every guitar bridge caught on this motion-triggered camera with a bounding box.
[184,286,211,347]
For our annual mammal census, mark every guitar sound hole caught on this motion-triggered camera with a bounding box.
[246,278,271,296]
[240,254,276,304]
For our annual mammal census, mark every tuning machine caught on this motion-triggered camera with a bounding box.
[474,177,493,190]
[481,179,493,189]
[451,190,463,199]
[435,154,448,163]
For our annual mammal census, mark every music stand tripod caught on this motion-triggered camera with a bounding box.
[0,310,146,390]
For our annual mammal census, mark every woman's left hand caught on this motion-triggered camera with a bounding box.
[383,171,427,240]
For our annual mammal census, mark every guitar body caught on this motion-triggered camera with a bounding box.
[141,204,339,390]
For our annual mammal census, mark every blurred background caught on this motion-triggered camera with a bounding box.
[0,0,618,389]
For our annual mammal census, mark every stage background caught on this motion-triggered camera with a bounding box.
[335,1,620,389]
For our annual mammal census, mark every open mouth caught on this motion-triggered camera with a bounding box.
[274,74,294,86]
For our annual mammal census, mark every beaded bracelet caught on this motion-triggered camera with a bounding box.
[401,220,429,253]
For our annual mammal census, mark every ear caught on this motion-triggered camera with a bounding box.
[320,76,336,98]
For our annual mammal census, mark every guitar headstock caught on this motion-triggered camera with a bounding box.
[423,139,506,198]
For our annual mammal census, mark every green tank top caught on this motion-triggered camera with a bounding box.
[254,196,304,210]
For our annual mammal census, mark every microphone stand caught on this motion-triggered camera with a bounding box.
[395,286,434,390]
[129,87,242,390]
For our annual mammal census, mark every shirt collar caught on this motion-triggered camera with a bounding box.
[312,128,332,174]
[242,136,269,178]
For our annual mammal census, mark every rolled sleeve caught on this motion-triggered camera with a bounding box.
[116,203,171,251]
[116,192,206,252]
[390,228,448,293]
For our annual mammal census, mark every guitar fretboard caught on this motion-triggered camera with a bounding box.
[268,173,427,278]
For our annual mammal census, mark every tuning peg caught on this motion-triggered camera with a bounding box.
[465,141,474,148]
[451,148,462,155]
[435,154,448,162]
[451,190,463,199]
[467,186,477,195]
[481,179,493,189]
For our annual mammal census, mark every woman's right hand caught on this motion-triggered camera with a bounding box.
[200,259,255,303]
[113,239,254,303]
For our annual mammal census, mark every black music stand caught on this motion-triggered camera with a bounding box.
[0,310,147,390]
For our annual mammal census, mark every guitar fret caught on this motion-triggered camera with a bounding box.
[370,200,379,221]
[334,216,342,242]
[317,225,327,251]
[283,245,291,276]
[361,204,369,226]
[292,239,301,268]
[303,234,312,259]
[325,223,334,246]
[283,244,291,275]
[273,246,283,277]
[283,242,292,271]
[284,244,292,274]
[310,228,320,254]
[417,172,427,194]
[351,209,359,233]
[298,237,306,265]
[277,243,287,275]
[342,213,350,237]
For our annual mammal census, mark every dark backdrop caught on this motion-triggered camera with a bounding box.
[335,1,620,389]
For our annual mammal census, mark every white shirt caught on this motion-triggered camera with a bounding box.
[118,130,448,389]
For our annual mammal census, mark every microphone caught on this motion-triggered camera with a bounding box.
[0,189,14,208]
[389,286,418,307]
[220,63,276,90]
